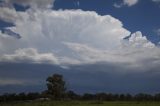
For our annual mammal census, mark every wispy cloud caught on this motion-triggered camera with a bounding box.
[154,28,160,36]
[1,0,55,9]
[0,78,39,86]
[114,0,139,8]
[152,0,160,3]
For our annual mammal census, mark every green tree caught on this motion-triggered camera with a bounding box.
[46,74,66,100]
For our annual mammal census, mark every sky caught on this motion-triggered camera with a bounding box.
[0,0,160,94]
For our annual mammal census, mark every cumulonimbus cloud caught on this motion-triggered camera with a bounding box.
[1,1,160,91]
[0,1,160,71]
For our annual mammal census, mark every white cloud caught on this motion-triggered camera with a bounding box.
[127,31,155,48]
[0,7,18,23]
[0,9,130,64]
[113,3,123,8]
[123,0,139,6]
[0,48,59,64]
[63,42,132,64]
[0,5,160,72]
[114,0,138,8]
[3,0,55,9]
[0,9,130,53]
[63,37,160,69]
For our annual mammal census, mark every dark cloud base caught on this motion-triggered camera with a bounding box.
[0,63,160,94]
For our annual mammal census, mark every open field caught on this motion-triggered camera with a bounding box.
[1,101,160,106]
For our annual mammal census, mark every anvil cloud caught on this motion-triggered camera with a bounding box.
[0,0,160,90]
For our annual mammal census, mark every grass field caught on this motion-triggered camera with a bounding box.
[1,101,160,106]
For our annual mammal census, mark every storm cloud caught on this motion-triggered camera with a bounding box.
[0,0,160,93]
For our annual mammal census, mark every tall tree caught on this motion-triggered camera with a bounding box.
[46,74,66,100]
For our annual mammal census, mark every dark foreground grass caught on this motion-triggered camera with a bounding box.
[1,101,160,106]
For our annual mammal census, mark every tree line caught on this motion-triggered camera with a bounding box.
[1,92,160,102]
[0,74,160,102]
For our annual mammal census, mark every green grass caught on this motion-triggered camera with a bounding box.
[1,101,160,106]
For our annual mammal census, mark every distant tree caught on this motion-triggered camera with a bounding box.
[125,94,132,101]
[46,74,66,100]
[135,93,153,101]
[96,93,107,101]
[154,93,160,101]
[113,94,119,101]
[119,94,125,101]
[27,92,40,100]
[18,93,26,100]
[106,93,114,101]
[82,93,95,100]
[66,90,80,100]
